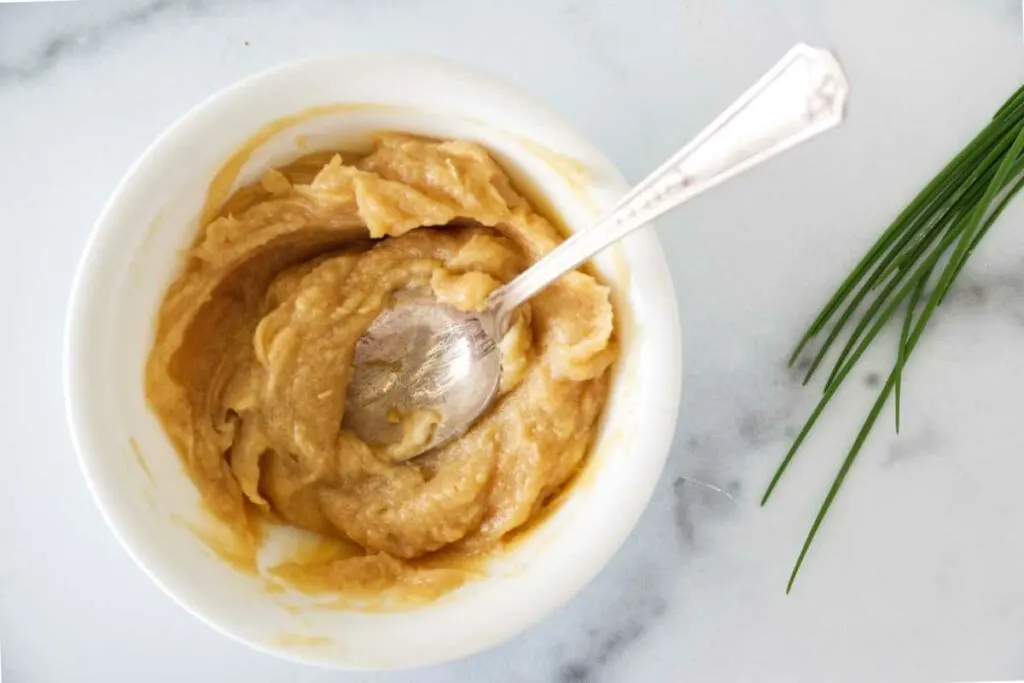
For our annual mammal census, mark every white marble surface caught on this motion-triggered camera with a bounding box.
[3,0,1024,681]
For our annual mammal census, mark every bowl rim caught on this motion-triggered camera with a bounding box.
[64,52,682,669]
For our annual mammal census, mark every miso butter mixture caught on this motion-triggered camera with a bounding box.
[146,134,618,600]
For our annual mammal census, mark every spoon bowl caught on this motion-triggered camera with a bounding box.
[343,292,501,458]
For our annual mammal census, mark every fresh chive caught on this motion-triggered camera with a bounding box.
[790,121,1012,371]
[895,262,932,433]
[765,86,1024,590]
[940,160,1024,302]
[761,225,953,505]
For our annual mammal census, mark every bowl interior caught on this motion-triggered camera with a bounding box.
[65,54,681,669]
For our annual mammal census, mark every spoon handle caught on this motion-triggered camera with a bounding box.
[490,43,849,322]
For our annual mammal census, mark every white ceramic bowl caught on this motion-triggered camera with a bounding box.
[64,54,681,670]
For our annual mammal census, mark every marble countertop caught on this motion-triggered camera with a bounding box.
[3,0,1024,681]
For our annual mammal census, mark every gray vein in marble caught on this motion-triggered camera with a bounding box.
[947,258,1024,322]
[680,373,805,475]
[535,393,770,681]
[883,420,941,467]
[0,0,211,86]
[554,574,667,683]
[857,256,1024,331]
[790,353,813,378]
[672,474,740,545]
[529,363,818,681]
[786,253,1024,409]
[543,371,806,680]
[669,425,761,551]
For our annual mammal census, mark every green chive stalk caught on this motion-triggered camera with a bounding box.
[763,85,1024,592]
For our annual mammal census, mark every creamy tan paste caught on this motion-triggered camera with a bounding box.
[146,134,618,601]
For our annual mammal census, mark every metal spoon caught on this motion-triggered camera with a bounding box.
[343,43,849,460]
